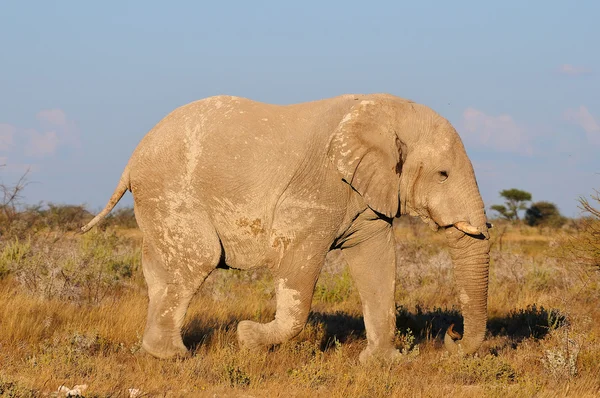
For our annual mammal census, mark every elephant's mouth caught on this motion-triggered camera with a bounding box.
[415,213,440,232]
[413,208,491,240]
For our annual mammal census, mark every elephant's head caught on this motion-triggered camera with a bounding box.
[329,95,491,355]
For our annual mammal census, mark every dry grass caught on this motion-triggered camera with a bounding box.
[1,221,599,397]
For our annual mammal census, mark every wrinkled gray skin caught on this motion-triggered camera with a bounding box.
[82,94,490,362]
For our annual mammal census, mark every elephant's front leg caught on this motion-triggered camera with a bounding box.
[342,219,399,363]
[237,243,325,349]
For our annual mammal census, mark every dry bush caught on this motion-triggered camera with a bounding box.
[2,169,138,240]
[102,206,138,229]
[0,230,142,303]
[0,169,31,238]
[1,203,138,240]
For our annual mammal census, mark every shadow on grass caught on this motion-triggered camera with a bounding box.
[310,304,567,352]
[303,306,464,350]
[182,317,239,351]
[487,304,567,345]
[181,304,566,353]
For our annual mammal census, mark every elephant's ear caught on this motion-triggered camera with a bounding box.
[328,100,403,218]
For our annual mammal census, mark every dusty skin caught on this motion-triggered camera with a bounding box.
[82,94,491,362]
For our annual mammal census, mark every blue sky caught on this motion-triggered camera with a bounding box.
[0,1,598,217]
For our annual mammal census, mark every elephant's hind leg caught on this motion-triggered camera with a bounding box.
[237,245,325,349]
[141,235,220,359]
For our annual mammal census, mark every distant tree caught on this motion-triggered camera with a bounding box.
[491,189,532,221]
[490,204,511,220]
[525,201,566,228]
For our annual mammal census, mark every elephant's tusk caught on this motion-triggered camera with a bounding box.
[446,323,462,340]
[454,221,481,235]
[444,324,464,355]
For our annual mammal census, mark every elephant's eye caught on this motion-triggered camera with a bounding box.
[438,170,449,182]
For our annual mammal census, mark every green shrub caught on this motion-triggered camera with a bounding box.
[313,268,355,304]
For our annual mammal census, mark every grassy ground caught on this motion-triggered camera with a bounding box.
[0,219,599,397]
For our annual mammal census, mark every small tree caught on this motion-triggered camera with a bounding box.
[491,189,532,221]
[525,201,566,228]
[570,190,600,269]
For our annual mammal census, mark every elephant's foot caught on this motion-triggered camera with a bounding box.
[141,292,193,359]
[358,346,402,364]
[237,320,269,350]
[141,330,189,359]
[238,276,313,350]
[237,317,304,350]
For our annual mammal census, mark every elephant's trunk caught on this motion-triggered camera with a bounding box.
[443,223,490,355]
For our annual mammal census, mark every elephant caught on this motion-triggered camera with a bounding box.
[81,93,490,362]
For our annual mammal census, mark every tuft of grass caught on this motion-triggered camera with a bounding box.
[443,355,518,384]
[0,378,38,398]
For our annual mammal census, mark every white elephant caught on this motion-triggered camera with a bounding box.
[82,94,490,362]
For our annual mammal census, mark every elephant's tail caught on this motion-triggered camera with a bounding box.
[81,164,131,233]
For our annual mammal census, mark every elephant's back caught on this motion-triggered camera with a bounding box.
[126,93,407,200]
[126,96,319,232]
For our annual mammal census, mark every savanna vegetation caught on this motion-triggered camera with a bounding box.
[0,176,599,397]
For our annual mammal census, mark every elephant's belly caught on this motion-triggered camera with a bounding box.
[217,224,283,270]
[208,184,349,271]
[215,209,342,271]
